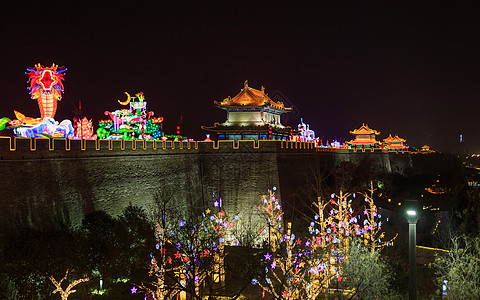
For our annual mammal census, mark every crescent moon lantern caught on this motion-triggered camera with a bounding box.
[118,92,131,105]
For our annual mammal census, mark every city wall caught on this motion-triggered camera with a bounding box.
[0,137,408,233]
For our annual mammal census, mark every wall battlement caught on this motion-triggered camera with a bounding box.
[0,137,405,160]
[0,137,321,159]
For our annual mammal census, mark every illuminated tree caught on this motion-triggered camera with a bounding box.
[49,270,89,300]
[137,221,180,299]
[257,189,285,253]
[0,225,95,300]
[311,196,329,245]
[137,192,240,300]
[206,199,238,288]
[253,187,397,299]
[309,192,357,297]
[360,182,397,254]
[254,190,334,299]
[323,188,397,299]
[136,191,189,299]
[138,213,219,300]
[325,191,356,250]
[311,191,360,298]
[254,190,294,298]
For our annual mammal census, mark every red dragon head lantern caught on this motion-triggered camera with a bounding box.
[26,63,67,120]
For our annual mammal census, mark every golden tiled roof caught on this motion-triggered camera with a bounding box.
[214,81,291,111]
[350,123,380,135]
[383,134,406,143]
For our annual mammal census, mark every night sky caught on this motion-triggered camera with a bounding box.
[1,2,479,152]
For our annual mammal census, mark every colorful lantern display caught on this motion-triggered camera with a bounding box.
[73,117,97,139]
[7,63,75,138]
[297,118,315,142]
[26,63,66,120]
[97,92,164,140]
[13,118,74,138]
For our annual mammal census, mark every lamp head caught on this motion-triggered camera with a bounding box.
[404,199,419,223]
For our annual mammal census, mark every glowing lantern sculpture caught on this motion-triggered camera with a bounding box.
[74,117,97,139]
[7,63,75,138]
[26,63,66,120]
[97,92,164,140]
[296,118,316,142]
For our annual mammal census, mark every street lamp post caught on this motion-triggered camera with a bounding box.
[405,200,419,300]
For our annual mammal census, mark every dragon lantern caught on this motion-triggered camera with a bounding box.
[25,63,67,120]
[2,63,75,138]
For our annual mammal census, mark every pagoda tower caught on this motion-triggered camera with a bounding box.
[347,123,380,149]
[202,81,293,141]
[383,134,408,151]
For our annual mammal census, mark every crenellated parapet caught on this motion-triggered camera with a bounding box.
[2,137,386,152]
[0,137,324,159]
[0,136,411,161]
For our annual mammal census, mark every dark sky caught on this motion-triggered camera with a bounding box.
[1,2,479,152]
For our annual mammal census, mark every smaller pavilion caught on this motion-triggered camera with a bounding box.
[202,81,293,141]
[383,134,408,151]
[420,145,434,153]
[347,123,380,149]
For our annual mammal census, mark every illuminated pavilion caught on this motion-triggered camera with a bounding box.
[347,123,380,149]
[420,145,434,153]
[202,81,293,141]
[383,134,408,151]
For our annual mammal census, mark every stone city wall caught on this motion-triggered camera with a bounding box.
[0,137,401,236]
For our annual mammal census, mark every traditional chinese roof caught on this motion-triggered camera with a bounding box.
[214,81,292,112]
[383,134,406,143]
[420,145,435,153]
[350,123,380,136]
